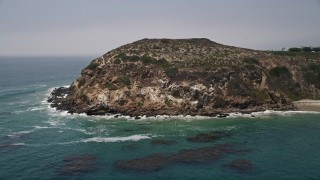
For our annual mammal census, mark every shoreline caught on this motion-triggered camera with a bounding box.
[47,87,320,118]
[293,100,320,112]
[48,87,297,118]
[46,101,320,120]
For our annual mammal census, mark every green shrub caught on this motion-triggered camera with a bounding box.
[271,51,298,56]
[256,90,269,103]
[116,55,144,63]
[243,58,259,65]
[312,47,320,52]
[164,97,172,107]
[165,67,178,78]
[269,66,291,77]
[121,76,131,86]
[308,63,320,72]
[160,39,170,44]
[115,53,126,59]
[288,47,301,52]
[114,58,121,64]
[154,58,170,68]
[128,55,140,62]
[105,82,118,90]
[244,64,256,70]
[304,72,318,84]
[304,63,320,87]
[267,66,301,100]
[140,56,153,64]
[113,55,172,68]
[137,101,144,107]
[153,45,161,49]
[86,62,99,70]
[302,47,312,52]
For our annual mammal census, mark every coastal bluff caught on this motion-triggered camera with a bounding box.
[48,38,320,116]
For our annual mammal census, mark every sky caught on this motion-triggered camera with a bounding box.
[0,0,320,56]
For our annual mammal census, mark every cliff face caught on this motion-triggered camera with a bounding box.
[48,38,320,116]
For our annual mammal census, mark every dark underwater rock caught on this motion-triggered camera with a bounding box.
[171,144,233,163]
[63,155,97,162]
[0,112,12,116]
[186,131,232,143]
[225,159,254,171]
[0,143,25,151]
[0,112,12,120]
[114,154,171,171]
[121,144,139,151]
[114,144,248,172]
[151,139,176,145]
[123,128,135,132]
[57,154,97,175]
[5,133,29,141]
[187,133,219,143]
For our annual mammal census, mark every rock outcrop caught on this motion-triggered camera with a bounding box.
[48,38,320,116]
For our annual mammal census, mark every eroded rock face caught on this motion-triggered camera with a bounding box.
[48,38,320,116]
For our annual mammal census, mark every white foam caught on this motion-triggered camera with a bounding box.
[35,85,47,88]
[80,134,151,143]
[6,134,20,139]
[11,143,26,146]
[41,99,50,105]
[44,85,69,98]
[47,105,133,121]
[45,87,55,97]
[44,119,66,126]
[46,107,73,119]
[228,110,320,119]
[63,127,95,135]
[14,130,35,134]
[7,129,35,139]
[127,114,213,122]
[32,126,53,129]
[30,125,94,135]
[30,107,46,111]
[8,100,31,105]
[14,110,27,114]
[44,87,320,121]
[45,107,320,122]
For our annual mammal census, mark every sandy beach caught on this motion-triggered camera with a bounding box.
[293,100,320,112]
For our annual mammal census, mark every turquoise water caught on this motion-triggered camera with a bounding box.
[1,57,320,179]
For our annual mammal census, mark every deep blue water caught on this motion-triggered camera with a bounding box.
[1,57,320,179]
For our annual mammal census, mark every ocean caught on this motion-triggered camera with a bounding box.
[1,57,320,179]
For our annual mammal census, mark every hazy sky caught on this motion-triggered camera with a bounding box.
[0,0,319,56]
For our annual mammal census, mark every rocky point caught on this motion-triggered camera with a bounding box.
[48,38,320,116]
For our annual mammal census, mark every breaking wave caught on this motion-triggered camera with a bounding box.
[80,134,151,143]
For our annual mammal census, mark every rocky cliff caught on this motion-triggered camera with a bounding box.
[48,38,320,116]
